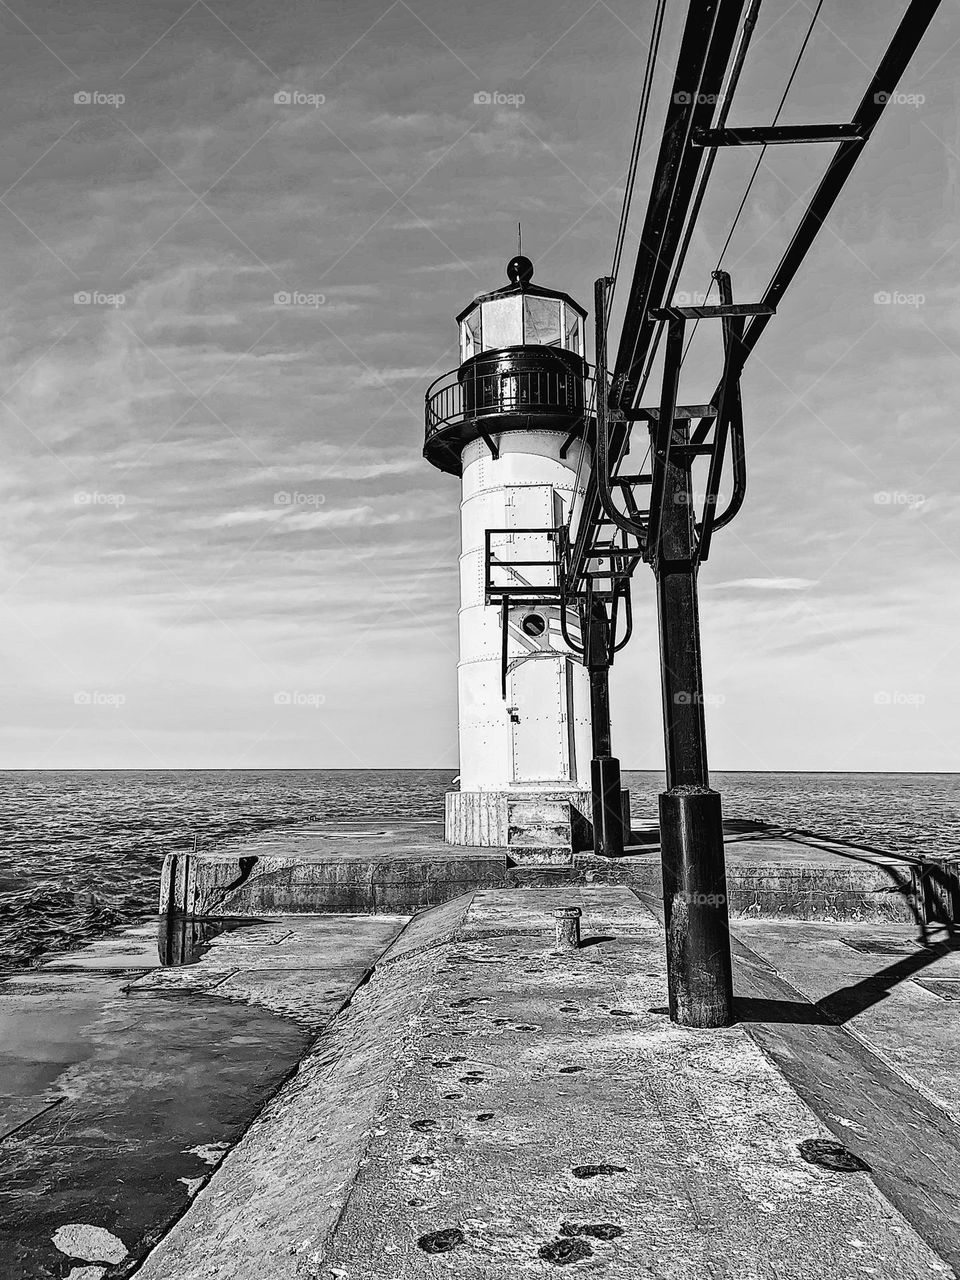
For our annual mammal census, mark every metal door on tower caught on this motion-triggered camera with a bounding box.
[509,657,571,783]
[502,485,557,593]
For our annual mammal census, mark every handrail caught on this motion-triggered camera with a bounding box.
[425,361,596,439]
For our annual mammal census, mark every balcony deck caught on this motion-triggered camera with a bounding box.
[424,354,596,475]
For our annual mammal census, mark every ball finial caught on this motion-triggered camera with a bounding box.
[506,255,534,287]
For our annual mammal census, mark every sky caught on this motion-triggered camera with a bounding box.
[0,0,957,772]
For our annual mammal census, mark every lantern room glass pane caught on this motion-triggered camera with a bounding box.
[564,305,582,355]
[460,306,481,362]
[523,296,561,346]
[481,296,523,349]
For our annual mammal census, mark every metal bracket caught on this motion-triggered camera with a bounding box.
[559,420,584,459]
[649,302,774,321]
[476,425,500,461]
[692,123,867,147]
[625,403,717,422]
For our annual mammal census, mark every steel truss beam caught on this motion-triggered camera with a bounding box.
[555,0,943,1025]
[568,0,943,591]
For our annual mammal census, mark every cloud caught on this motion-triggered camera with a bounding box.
[0,0,958,766]
[708,578,818,592]
[196,504,404,531]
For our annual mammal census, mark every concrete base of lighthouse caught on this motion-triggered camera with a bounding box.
[445,789,632,863]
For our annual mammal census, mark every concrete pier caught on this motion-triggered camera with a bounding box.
[5,830,959,1277]
[131,887,959,1278]
[161,817,959,926]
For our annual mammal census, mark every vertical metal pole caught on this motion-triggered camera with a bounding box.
[587,606,625,858]
[654,417,733,1027]
[645,319,684,559]
[500,594,509,700]
[588,273,626,860]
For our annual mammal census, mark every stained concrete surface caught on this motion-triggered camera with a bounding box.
[135,888,954,1279]
[133,895,476,1280]
[0,912,407,1280]
[8,877,960,1279]
[726,912,960,1264]
[634,894,960,1274]
[329,889,951,1278]
[162,821,505,917]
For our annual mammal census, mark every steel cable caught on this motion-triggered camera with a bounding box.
[569,0,667,515]
[679,0,827,364]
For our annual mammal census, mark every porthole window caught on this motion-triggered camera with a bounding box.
[521,613,547,638]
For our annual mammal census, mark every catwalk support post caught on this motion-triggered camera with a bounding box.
[586,604,625,858]
[654,411,733,1028]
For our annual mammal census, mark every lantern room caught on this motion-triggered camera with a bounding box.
[424,256,593,476]
[457,258,585,360]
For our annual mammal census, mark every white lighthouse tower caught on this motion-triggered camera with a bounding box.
[425,256,611,861]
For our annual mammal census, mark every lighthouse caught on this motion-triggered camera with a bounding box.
[425,257,624,860]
